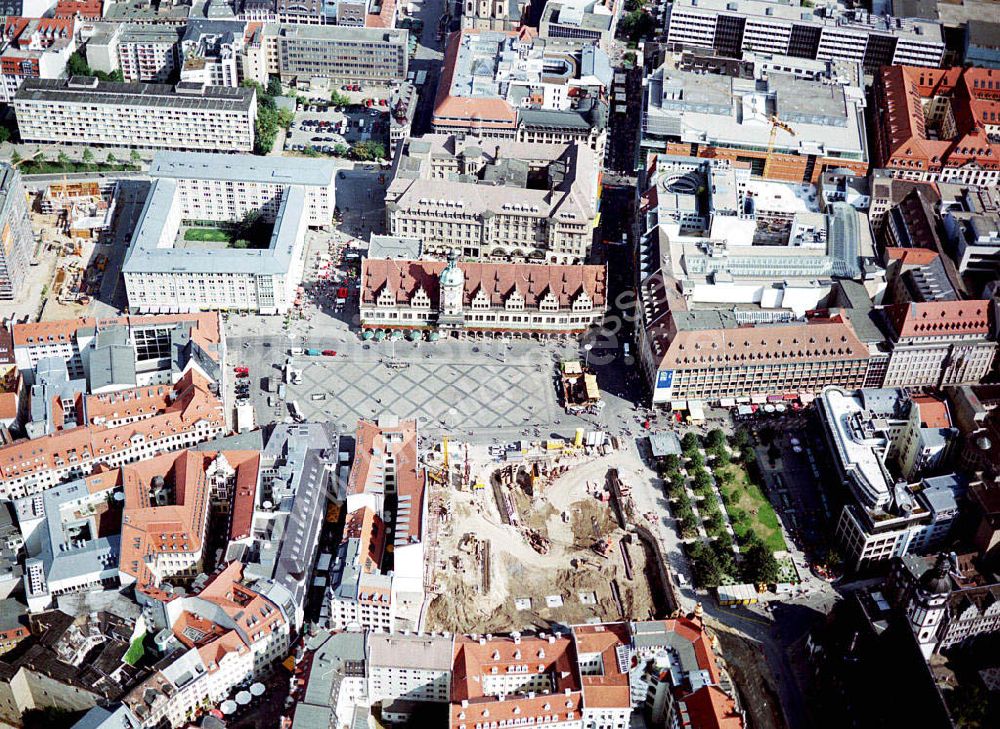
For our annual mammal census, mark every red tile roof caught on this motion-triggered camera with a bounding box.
[362,258,607,310]
[343,506,386,574]
[876,66,1000,173]
[572,623,631,710]
[226,452,261,543]
[885,247,939,266]
[450,633,582,727]
[196,562,285,641]
[433,30,519,132]
[884,301,990,340]
[0,371,224,485]
[53,0,103,17]
[348,419,424,544]
[365,0,396,27]
[119,450,213,592]
[658,314,869,370]
[912,394,952,429]
[13,313,223,362]
[684,685,744,729]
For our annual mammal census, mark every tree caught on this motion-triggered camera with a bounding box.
[351,140,386,161]
[681,432,701,454]
[106,151,117,165]
[0,126,9,145]
[704,511,725,534]
[679,512,699,539]
[330,90,351,107]
[266,75,283,98]
[620,9,655,43]
[81,148,94,165]
[706,429,727,450]
[688,451,705,470]
[686,542,723,588]
[10,150,21,165]
[130,149,142,164]
[730,428,751,451]
[67,49,90,77]
[333,144,349,157]
[661,454,681,473]
[693,470,713,492]
[946,683,990,729]
[56,151,70,168]
[712,540,737,576]
[741,537,780,585]
[741,446,756,465]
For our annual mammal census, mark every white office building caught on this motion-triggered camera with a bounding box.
[665,0,944,74]
[15,473,121,612]
[122,152,336,315]
[819,387,965,570]
[13,77,256,152]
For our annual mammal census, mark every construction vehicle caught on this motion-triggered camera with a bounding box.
[325,503,342,523]
[426,436,450,485]
[763,115,796,178]
[526,529,550,555]
[592,537,612,557]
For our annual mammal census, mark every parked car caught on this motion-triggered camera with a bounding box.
[322,349,337,356]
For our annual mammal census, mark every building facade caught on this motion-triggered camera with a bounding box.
[873,66,1000,187]
[13,77,257,152]
[881,301,997,389]
[433,30,610,157]
[242,23,408,86]
[819,387,965,570]
[385,135,599,264]
[640,310,872,405]
[0,164,34,301]
[360,254,608,336]
[887,553,1000,659]
[642,63,868,183]
[665,0,944,73]
[116,24,180,82]
[0,17,77,104]
[180,20,244,88]
[122,153,336,315]
[0,372,225,500]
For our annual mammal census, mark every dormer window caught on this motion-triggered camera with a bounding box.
[539,291,560,312]
[411,286,431,309]
[505,289,525,311]
[471,288,490,310]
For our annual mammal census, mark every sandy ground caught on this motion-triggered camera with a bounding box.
[425,445,663,633]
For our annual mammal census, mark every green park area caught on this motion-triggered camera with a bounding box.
[715,459,787,553]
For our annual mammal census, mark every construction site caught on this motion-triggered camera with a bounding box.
[423,433,672,633]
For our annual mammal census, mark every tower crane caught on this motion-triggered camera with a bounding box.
[763,115,796,178]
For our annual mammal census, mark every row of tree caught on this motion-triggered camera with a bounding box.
[668,428,782,588]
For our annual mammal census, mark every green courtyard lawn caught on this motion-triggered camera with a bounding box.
[716,460,786,553]
[184,227,231,243]
[124,633,146,665]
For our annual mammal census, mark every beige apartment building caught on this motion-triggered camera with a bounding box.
[384,134,598,264]
[241,23,408,86]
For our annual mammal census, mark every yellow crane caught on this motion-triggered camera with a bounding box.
[763,115,796,178]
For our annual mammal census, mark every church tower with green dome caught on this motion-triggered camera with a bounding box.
[438,249,465,330]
